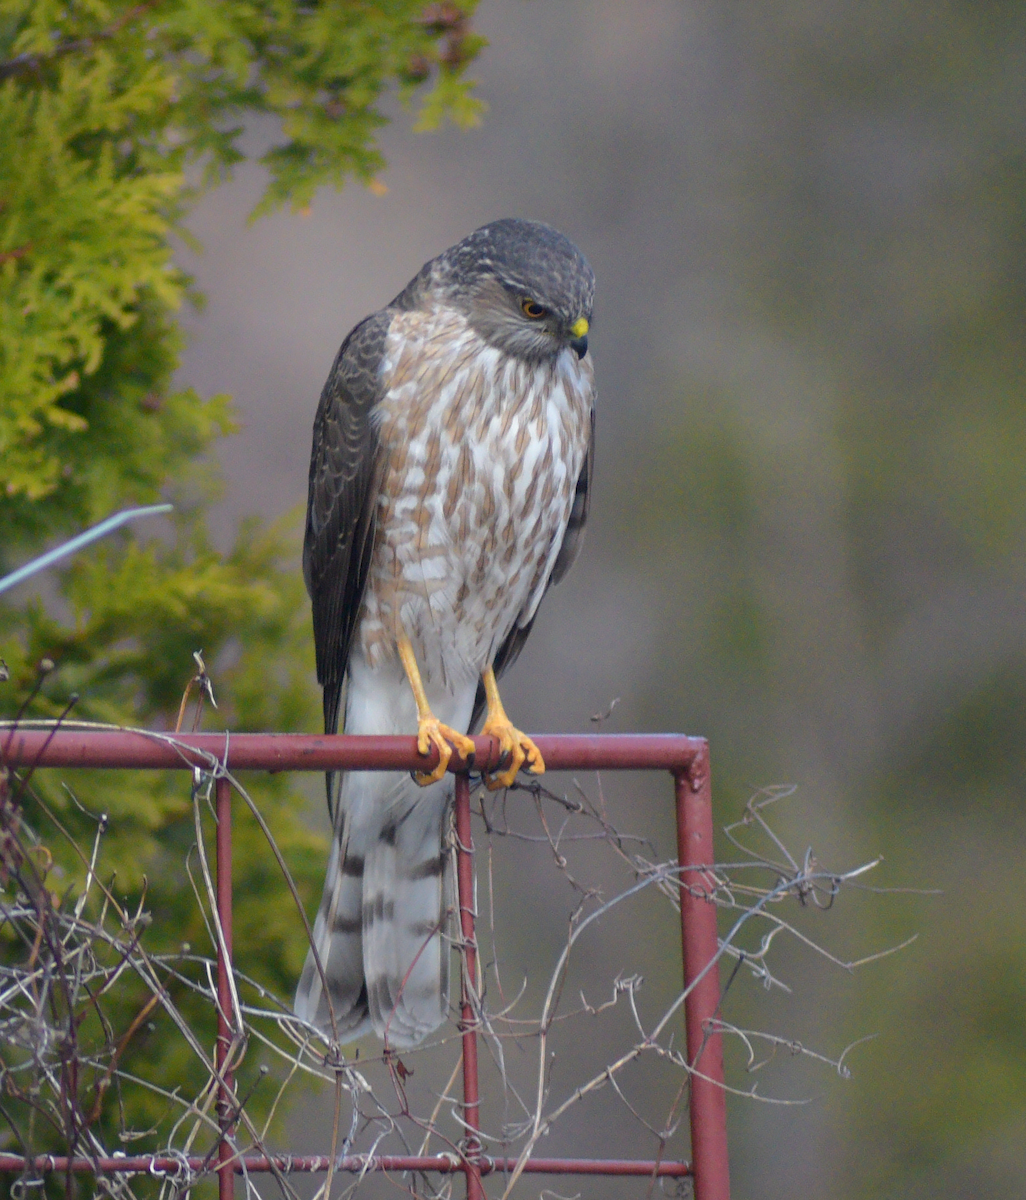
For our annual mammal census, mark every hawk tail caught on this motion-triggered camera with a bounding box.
[293,773,371,1042]
[294,771,452,1050]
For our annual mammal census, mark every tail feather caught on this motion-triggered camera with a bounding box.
[364,782,451,1047]
[295,652,473,1049]
[294,771,453,1049]
[294,781,374,1040]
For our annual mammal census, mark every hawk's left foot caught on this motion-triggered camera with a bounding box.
[480,665,545,790]
[481,715,544,790]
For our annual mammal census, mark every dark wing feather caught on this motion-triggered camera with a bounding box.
[470,407,595,730]
[304,310,391,739]
[548,405,595,587]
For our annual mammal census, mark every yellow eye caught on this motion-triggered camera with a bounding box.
[521,298,547,319]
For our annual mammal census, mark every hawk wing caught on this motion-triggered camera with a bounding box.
[470,406,595,730]
[304,310,391,739]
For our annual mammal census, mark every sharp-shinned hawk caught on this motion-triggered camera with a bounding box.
[294,218,596,1048]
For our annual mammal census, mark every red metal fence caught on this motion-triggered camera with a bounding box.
[1,730,731,1199]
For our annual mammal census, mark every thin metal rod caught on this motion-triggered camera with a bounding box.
[0,730,728,1188]
[675,750,731,1200]
[0,1153,693,1178]
[0,504,172,595]
[454,772,485,1200]
[1,729,705,775]
[215,775,235,1200]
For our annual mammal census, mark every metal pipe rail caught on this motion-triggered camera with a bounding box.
[0,1152,694,1177]
[0,730,731,1199]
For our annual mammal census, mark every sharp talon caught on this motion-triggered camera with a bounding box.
[481,720,542,790]
[448,729,477,761]
[525,742,546,774]
[412,718,474,786]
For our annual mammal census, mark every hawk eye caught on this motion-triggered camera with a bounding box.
[521,298,548,320]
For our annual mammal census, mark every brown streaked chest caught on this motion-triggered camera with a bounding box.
[358,305,593,674]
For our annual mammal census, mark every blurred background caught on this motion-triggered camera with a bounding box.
[173,2,1026,1196]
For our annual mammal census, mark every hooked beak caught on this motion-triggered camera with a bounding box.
[569,316,589,359]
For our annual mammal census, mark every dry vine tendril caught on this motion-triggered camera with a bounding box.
[0,722,921,1199]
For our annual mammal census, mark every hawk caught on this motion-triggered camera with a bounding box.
[294,219,596,1048]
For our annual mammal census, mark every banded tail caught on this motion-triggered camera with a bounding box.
[294,767,454,1049]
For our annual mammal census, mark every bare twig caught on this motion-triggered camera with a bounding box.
[0,719,918,1197]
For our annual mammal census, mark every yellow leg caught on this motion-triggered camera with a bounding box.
[480,665,545,790]
[397,632,476,785]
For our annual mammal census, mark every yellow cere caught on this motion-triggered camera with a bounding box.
[569,317,589,338]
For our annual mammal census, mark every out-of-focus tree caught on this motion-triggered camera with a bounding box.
[622,2,1025,1195]
[0,0,482,1164]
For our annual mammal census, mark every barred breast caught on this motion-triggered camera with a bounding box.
[357,305,594,688]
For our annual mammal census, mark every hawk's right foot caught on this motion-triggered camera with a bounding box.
[414,718,476,786]
[397,630,476,785]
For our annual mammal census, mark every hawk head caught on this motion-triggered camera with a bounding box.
[429,218,595,363]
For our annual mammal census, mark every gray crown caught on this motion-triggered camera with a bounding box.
[386,219,594,363]
[435,218,595,323]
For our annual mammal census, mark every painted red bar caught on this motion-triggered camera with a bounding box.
[0,730,726,1191]
[675,751,731,1200]
[215,775,235,1200]
[0,1153,692,1177]
[0,729,704,774]
[454,772,485,1200]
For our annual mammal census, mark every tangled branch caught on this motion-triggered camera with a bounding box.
[0,722,918,1198]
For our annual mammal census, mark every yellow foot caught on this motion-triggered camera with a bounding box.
[414,718,477,786]
[480,716,545,790]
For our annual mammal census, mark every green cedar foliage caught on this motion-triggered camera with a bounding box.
[0,0,482,1164]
